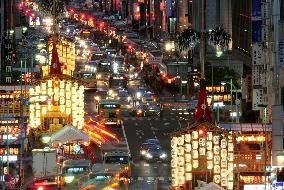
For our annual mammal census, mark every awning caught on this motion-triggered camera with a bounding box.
[49,125,89,144]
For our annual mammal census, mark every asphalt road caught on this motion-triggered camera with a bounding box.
[83,73,192,189]
[120,116,188,190]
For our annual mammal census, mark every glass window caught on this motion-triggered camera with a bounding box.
[105,156,129,164]
[64,167,88,174]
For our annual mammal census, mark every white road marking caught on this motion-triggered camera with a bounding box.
[164,122,170,126]
[121,121,131,156]
[144,163,150,167]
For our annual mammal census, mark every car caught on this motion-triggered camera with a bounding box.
[142,92,157,103]
[26,177,60,190]
[139,143,156,156]
[134,87,147,100]
[94,90,108,102]
[145,139,160,146]
[131,104,148,117]
[117,89,131,104]
[143,145,167,162]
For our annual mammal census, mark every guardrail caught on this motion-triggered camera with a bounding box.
[219,123,272,131]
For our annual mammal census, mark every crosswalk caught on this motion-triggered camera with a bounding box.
[131,162,169,167]
[130,176,171,182]
[122,117,188,121]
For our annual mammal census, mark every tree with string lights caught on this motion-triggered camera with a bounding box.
[38,0,71,44]
[177,26,231,97]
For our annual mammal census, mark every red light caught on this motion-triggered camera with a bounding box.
[128,45,132,49]
[198,127,207,137]
[70,9,74,13]
[31,12,35,17]
[37,186,44,190]
[25,9,30,14]
[18,3,23,9]
[99,22,105,28]
[89,17,93,21]
[81,14,85,19]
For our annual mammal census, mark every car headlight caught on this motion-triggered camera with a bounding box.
[160,153,167,159]
[127,96,131,101]
[146,153,153,159]
[140,150,146,155]
[97,74,101,79]
[136,92,141,99]
[64,176,75,184]
[94,96,100,101]
[137,109,142,114]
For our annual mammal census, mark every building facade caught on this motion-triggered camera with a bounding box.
[0,0,16,84]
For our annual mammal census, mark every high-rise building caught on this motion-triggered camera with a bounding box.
[232,0,251,55]
[0,0,16,84]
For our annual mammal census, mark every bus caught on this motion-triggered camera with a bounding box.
[98,100,121,127]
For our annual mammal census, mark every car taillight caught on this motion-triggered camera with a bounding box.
[37,186,44,190]
[124,166,129,171]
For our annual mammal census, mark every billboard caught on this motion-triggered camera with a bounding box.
[252,0,262,43]
[252,0,261,17]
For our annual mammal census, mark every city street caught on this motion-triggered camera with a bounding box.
[1,0,282,189]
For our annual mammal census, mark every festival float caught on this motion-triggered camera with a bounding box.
[170,80,234,190]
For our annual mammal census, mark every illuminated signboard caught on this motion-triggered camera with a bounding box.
[206,86,225,93]
[236,135,266,142]
[0,148,19,155]
[64,144,82,154]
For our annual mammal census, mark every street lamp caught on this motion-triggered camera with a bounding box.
[221,76,239,123]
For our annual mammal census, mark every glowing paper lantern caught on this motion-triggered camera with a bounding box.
[193,160,199,168]
[185,134,191,142]
[207,161,213,169]
[185,173,192,180]
[185,143,192,152]
[214,175,221,184]
[185,164,192,172]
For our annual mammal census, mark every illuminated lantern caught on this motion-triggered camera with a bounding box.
[192,150,198,159]
[185,163,192,172]
[184,143,191,152]
[206,141,213,150]
[207,132,213,140]
[207,161,213,169]
[192,141,198,149]
[207,151,213,160]
[185,173,192,180]
[192,131,198,139]
[214,165,220,174]
[213,135,220,144]
[198,127,207,137]
[214,175,221,184]
[184,134,191,142]
[192,160,199,168]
